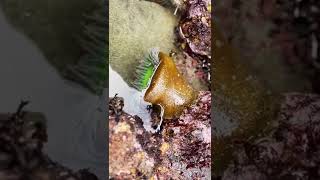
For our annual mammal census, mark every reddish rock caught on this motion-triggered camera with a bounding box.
[109,91,212,179]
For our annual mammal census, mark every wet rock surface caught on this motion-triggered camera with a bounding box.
[219,93,320,180]
[213,0,320,176]
[178,0,211,58]
[174,52,210,91]
[214,0,313,94]
[269,0,320,68]
[109,91,211,179]
[269,0,320,93]
[176,0,211,87]
[0,102,98,180]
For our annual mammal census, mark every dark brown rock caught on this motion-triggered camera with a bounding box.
[0,102,98,180]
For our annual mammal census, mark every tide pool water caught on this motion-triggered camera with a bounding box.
[0,9,107,180]
[109,65,156,133]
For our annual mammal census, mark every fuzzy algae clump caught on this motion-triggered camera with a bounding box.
[109,0,177,84]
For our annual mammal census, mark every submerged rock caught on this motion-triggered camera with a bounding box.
[0,102,98,180]
[109,91,211,179]
[220,93,320,180]
[212,20,277,176]
[214,0,313,94]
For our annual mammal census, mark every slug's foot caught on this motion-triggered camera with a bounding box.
[155,127,161,133]
[156,118,163,133]
[155,105,165,133]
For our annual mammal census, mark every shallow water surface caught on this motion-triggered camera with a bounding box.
[109,65,156,132]
[0,10,106,179]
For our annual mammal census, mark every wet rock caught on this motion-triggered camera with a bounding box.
[109,113,157,179]
[220,93,320,179]
[174,51,210,90]
[177,0,211,86]
[156,91,211,179]
[214,0,313,94]
[179,0,211,58]
[0,102,98,180]
[109,91,211,179]
[222,164,268,180]
[271,0,320,70]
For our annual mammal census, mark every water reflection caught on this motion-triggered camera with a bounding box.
[0,10,106,179]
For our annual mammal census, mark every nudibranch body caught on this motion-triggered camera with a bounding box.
[133,49,196,130]
[144,52,196,119]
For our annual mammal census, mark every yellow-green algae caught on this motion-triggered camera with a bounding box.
[109,0,177,85]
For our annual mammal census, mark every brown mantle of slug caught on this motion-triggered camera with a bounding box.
[144,52,196,119]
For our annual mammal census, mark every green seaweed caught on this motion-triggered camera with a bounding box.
[132,49,160,91]
[64,3,107,95]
